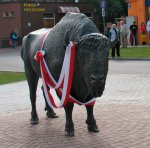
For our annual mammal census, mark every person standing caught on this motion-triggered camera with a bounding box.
[120,20,128,48]
[104,22,111,38]
[141,22,146,33]
[130,21,138,45]
[129,30,134,46]
[116,22,121,57]
[140,22,147,45]
[10,30,17,48]
[110,23,120,58]
[146,18,150,45]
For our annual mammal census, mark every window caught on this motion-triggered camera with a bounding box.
[9,11,14,17]
[2,11,14,18]
[43,12,55,28]
[2,12,9,18]
[43,12,54,18]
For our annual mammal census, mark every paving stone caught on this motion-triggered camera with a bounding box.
[0,74,150,148]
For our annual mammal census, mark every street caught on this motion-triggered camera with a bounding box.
[0,46,150,75]
[0,47,24,72]
[109,59,150,75]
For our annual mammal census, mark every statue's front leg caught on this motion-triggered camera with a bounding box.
[64,102,74,136]
[86,105,99,133]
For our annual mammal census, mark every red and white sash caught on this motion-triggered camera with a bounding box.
[34,31,96,109]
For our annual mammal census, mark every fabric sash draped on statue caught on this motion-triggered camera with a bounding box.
[34,31,96,109]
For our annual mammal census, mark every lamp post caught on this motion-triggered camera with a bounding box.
[100,0,106,34]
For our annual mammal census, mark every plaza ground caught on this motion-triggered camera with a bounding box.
[0,46,150,148]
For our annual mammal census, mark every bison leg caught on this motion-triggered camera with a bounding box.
[41,86,58,118]
[64,102,74,136]
[25,66,39,125]
[86,105,99,133]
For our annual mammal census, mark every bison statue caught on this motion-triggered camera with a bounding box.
[21,12,112,136]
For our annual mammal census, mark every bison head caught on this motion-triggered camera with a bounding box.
[71,33,110,103]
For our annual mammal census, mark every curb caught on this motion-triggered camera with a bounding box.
[109,57,150,61]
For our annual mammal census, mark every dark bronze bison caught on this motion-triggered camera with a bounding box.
[21,12,112,136]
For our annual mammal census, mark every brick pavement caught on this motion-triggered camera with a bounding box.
[0,74,150,148]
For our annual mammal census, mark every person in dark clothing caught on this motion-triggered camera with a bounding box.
[130,21,138,45]
[110,23,120,58]
[104,22,111,38]
[10,30,18,48]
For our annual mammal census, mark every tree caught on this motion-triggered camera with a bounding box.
[106,0,127,22]
[95,0,127,22]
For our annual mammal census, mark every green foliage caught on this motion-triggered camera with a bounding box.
[0,72,26,85]
[95,0,127,22]
[105,0,127,21]
[79,0,93,2]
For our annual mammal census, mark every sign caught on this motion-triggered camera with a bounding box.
[100,0,106,34]
[24,3,45,12]
[146,0,150,6]
[100,0,106,9]
[75,0,78,3]
[102,8,105,17]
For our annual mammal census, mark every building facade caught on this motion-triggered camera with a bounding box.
[126,0,150,44]
[0,1,99,47]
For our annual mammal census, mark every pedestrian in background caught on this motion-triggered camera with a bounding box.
[141,22,146,33]
[129,30,134,46]
[10,30,18,48]
[130,21,138,46]
[104,22,112,38]
[110,23,120,58]
[146,18,150,45]
[120,20,128,48]
[116,21,121,56]
[140,22,147,45]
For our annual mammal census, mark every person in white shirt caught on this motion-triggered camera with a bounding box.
[110,24,117,42]
[110,23,120,57]
[146,18,150,45]
[120,20,128,48]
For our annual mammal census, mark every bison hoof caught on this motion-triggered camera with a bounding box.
[30,117,39,125]
[46,111,59,118]
[88,125,100,133]
[65,128,74,136]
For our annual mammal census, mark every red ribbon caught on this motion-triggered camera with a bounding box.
[34,34,95,108]
[34,51,44,62]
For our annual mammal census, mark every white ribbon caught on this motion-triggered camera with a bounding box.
[38,32,96,108]
[41,42,73,108]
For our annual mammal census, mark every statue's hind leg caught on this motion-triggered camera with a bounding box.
[86,105,99,133]
[25,66,39,125]
[41,86,58,118]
